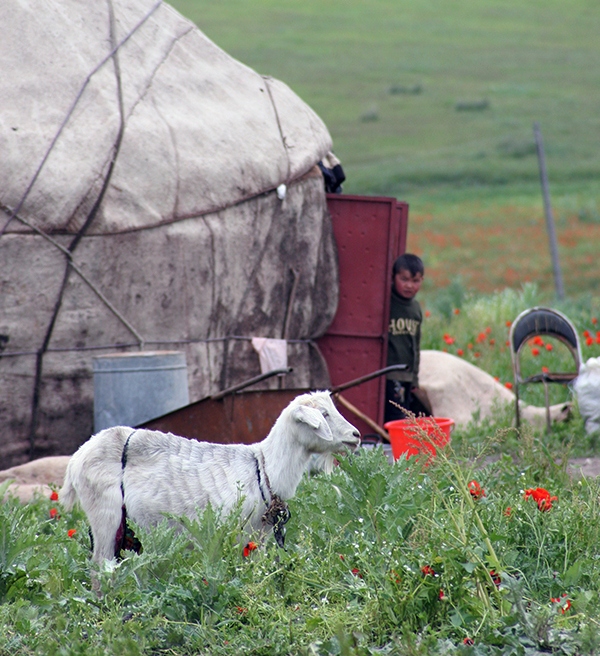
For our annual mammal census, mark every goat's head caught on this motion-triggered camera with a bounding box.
[290,391,361,456]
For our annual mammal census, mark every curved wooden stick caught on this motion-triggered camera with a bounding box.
[334,393,390,442]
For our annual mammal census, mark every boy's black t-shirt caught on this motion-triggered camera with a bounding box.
[386,289,422,387]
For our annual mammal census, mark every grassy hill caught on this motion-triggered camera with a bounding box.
[168,0,600,297]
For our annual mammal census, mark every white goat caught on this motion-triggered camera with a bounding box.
[60,391,360,563]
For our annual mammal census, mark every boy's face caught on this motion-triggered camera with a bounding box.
[393,268,423,300]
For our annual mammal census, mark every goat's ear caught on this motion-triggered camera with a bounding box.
[292,406,333,442]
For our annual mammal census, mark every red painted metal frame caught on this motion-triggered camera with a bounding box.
[317,195,408,435]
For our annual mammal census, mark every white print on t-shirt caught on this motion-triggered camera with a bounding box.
[389,317,419,336]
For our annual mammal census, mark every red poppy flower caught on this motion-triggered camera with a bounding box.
[468,480,485,499]
[531,348,540,356]
[489,570,501,587]
[596,333,600,344]
[494,376,500,382]
[551,593,571,614]
[504,381,513,389]
[505,340,510,347]
[476,332,486,343]
[67,529,77,538]
[533,336,544,346]
[474,352,481,358]
[587,336,594,346]
[50,490,59,501]
[541,366,549,373]
[49,508,58,519]
[485,327,492,334]
[545,343,553,351]
[351,567,363,578]
[463,637,474,646]
[583,330,591,338]
[457,348,464,356]
[489,338,495,346]
[339,554,345,561]
[467,343,473,349]
[439,589,445,600]
[421,565,435,576]
[443,334,455,345]
[504,507,512,517]
[243,541,258,557]
[593,317,598,325]
[506,321,512,327]
[425,310,431,317]
[454,308,460,315]
[524,487,557,512]
[236,606,248,614]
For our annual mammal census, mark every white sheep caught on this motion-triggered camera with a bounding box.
[0,456,71,503]
[419,350,571,428]
[60,391,360,563]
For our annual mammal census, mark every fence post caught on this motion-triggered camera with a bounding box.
[533,122,564,300]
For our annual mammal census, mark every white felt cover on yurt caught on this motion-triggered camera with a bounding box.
[0,0,339,466]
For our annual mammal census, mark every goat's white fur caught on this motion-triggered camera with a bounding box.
[60,391,360,562]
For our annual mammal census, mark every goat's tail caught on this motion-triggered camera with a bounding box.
[59,459,78,511]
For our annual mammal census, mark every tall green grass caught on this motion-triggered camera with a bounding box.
[3,443,600,654]
[169,0,600,298]
[420,279,600,456]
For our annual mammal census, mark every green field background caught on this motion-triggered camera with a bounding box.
[169,0,600,296]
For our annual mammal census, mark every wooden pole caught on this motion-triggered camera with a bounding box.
[533,122,565,300]
[334,393,390,442]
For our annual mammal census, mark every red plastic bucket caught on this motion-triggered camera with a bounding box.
[384,417,454,461]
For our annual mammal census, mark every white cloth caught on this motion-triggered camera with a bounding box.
[251,338,288,374]
[574,357,600,434]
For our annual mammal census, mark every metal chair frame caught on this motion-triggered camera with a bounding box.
[509,306,582,431]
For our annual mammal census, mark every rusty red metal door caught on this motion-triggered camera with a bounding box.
[318,194,408,435]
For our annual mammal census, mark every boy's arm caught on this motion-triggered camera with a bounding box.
[412,314,421,388]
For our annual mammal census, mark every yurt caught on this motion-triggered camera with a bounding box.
[0,0,340,467]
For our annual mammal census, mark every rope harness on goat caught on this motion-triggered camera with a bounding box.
[114,430,143,558]
[254,452,291,549]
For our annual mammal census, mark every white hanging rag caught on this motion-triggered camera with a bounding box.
[251,338,288,374]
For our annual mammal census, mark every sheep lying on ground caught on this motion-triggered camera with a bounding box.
[419,350,571,428]
[60,391,360,563]
[573,357,600,435]
[0,456,71,502]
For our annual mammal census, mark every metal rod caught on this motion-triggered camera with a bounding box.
[210,367,293,400]
[533,122,565,300]
[329,364,407,394]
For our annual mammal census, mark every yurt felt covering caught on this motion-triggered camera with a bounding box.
[0,0,339,467]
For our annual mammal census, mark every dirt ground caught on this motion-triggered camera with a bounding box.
[567,457,600,478]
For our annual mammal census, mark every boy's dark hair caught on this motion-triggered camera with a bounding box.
[392,253,424,277]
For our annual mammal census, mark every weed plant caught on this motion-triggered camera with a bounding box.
[2,439,600,655]
[418,281,600,458]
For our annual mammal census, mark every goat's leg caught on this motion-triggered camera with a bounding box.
[85,488,126,563]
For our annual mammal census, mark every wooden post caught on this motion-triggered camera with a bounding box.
[533,122,565,300]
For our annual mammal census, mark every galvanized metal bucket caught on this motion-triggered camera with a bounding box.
[93,351,189,432]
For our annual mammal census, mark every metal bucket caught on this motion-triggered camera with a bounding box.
[93,351,189,432]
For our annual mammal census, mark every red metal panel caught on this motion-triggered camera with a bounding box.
[317,194,408,435]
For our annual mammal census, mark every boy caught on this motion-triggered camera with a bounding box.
[385,253,432,422]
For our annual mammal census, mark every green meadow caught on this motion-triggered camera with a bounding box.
[170,0,600,297]
[4,5,600,655]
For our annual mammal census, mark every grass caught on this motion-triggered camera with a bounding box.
[3,439,600,654]
[167,0,600,298]
[3,285,600,654]
[4,3,600,653]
